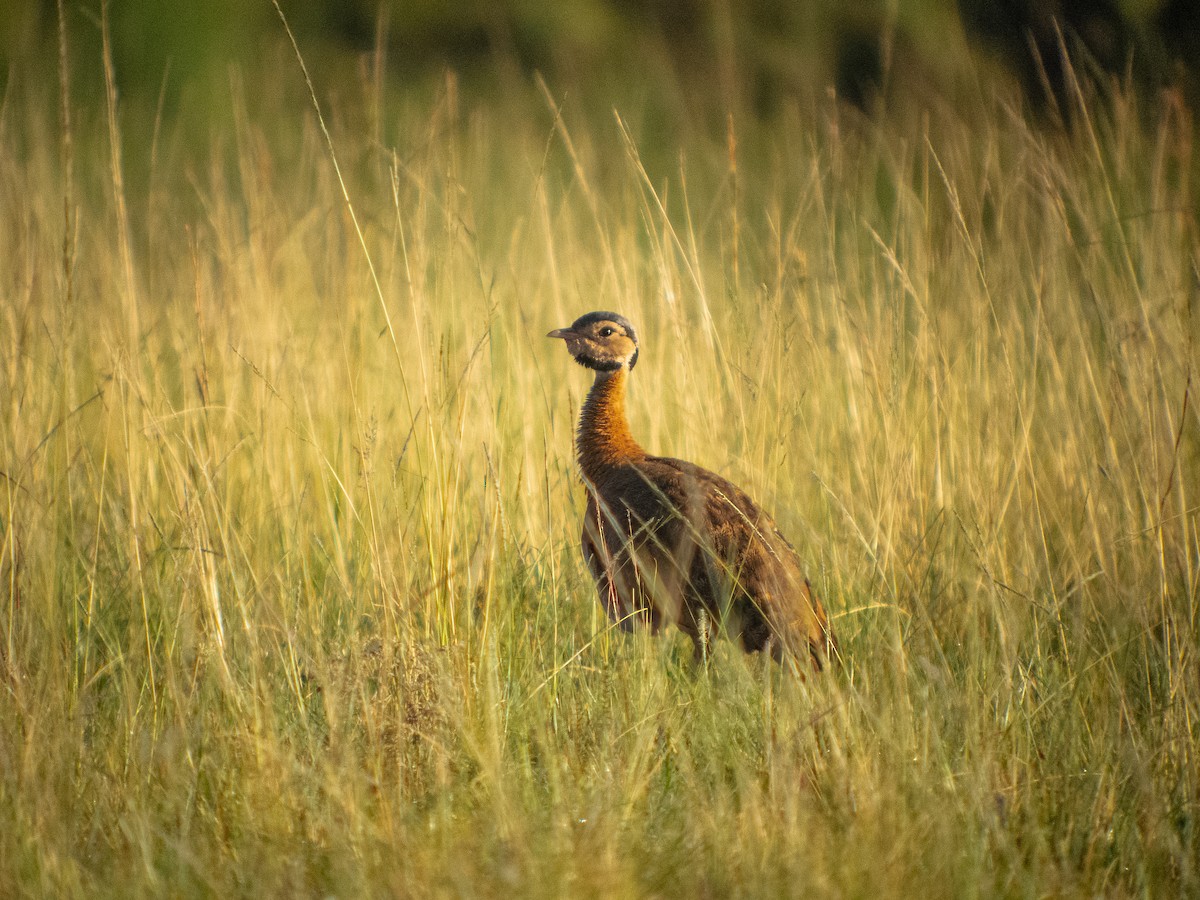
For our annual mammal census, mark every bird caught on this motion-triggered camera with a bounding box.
[548,311,835,672]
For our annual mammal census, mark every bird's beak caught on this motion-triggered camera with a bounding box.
[547,328,574,340]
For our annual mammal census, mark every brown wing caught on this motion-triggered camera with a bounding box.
[639,456,835,669]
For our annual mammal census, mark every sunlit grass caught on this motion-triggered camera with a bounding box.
[0,27,1197,897]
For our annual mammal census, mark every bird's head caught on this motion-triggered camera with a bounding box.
[547,311,639,372]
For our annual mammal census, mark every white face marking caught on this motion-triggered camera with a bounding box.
[556,314,638,370]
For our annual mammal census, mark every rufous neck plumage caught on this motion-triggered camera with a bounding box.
[576,368,646,482]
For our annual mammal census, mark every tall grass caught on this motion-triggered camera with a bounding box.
[1,29,1197,897]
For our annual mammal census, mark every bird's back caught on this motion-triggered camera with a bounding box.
[583,454,834,669]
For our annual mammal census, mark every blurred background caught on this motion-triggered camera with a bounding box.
[3,0,1198,133]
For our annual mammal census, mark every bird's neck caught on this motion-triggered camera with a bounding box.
[577,368,645,481]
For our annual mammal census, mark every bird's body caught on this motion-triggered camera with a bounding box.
[549,311,835,671]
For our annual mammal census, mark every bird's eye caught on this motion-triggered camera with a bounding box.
[599,327,615,337]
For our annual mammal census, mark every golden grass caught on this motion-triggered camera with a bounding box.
[0,29,1197,897]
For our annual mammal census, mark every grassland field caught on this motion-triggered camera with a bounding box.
[1,20,1198,898]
